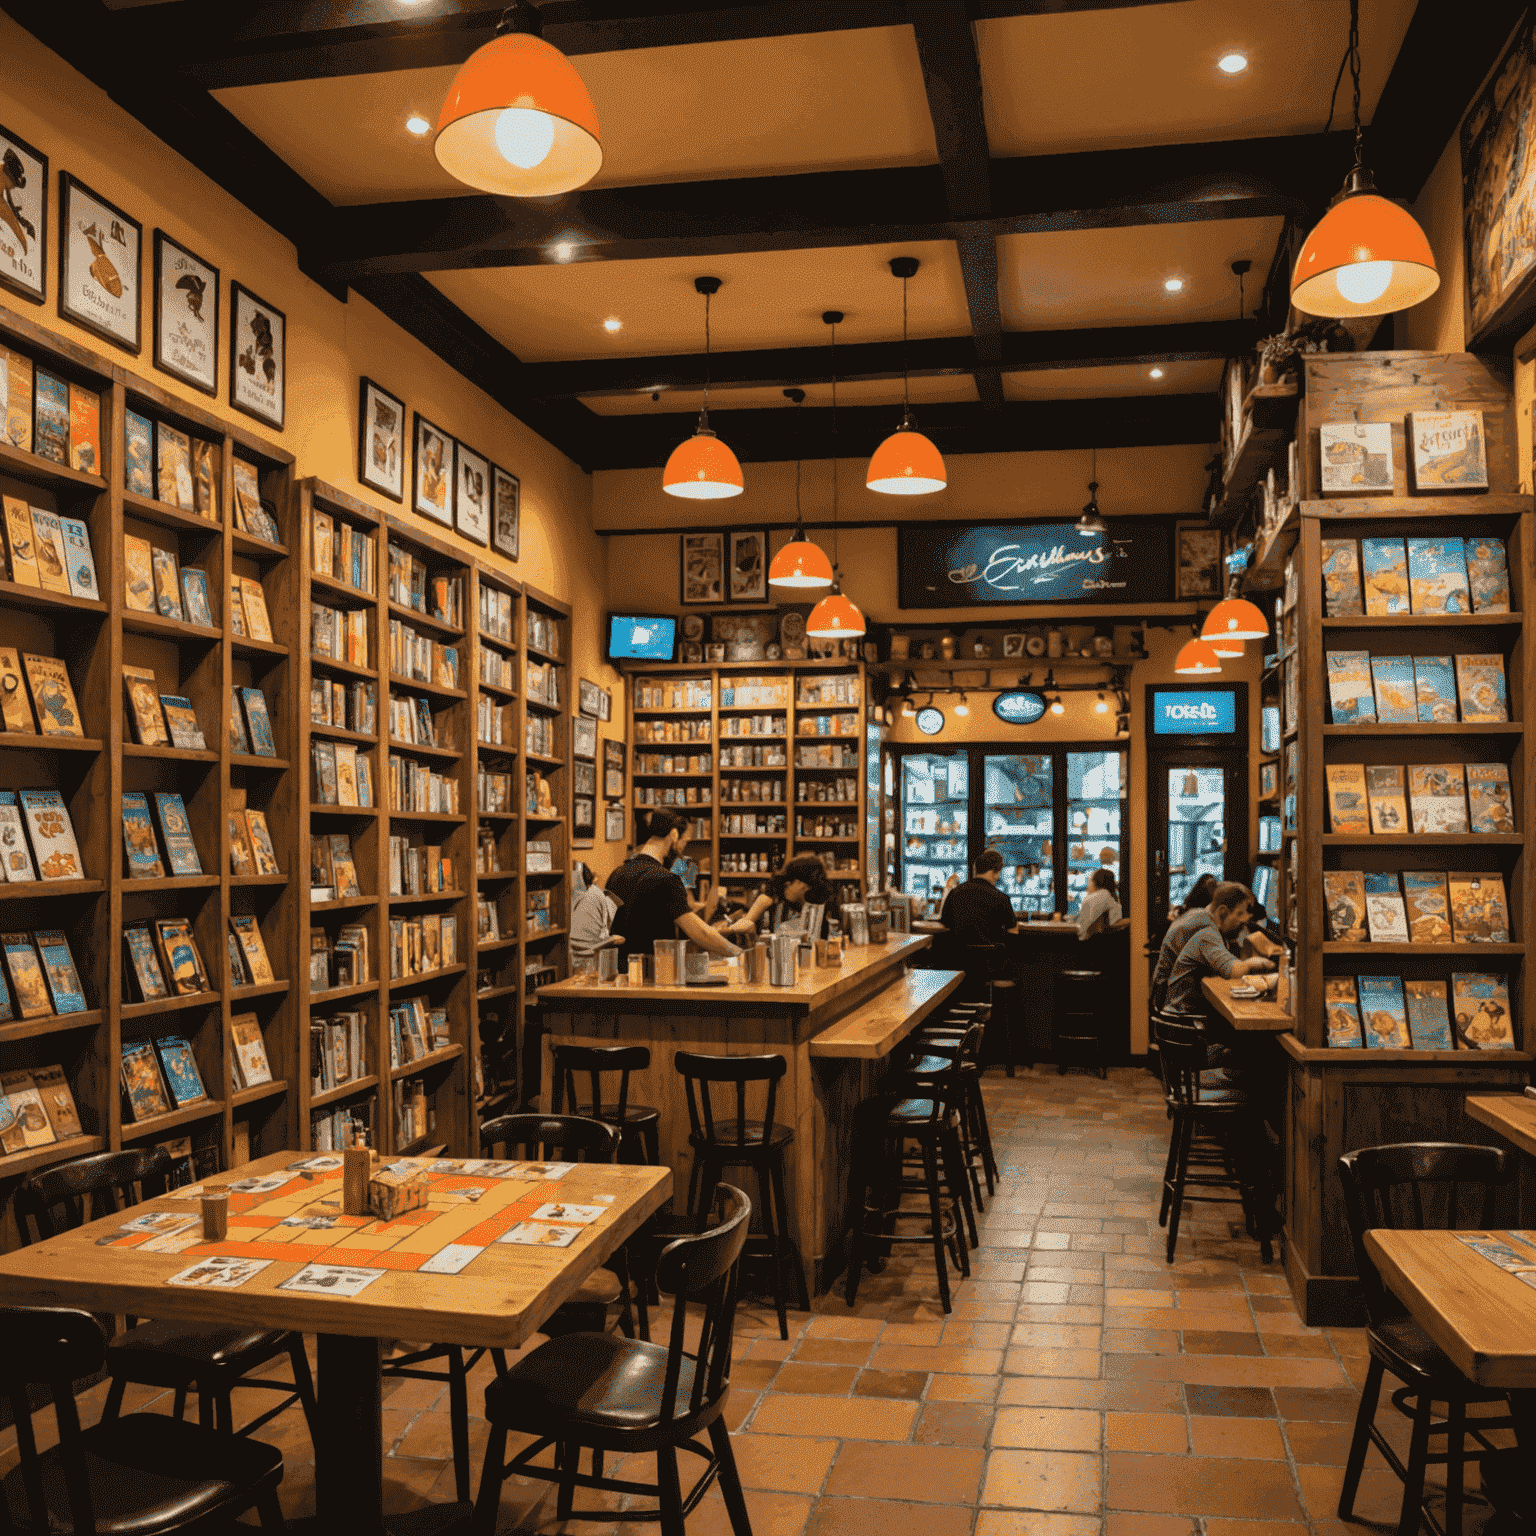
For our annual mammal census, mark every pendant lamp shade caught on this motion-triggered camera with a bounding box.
[435,23,602,198]
[661,429,743,499]
[867,424,947,495]
[1292,189,1438,318]
[1206,633,1245,659]
[806,582,866,639]
[1202,596,1270,643]
[769,537,833,589]
[1174,638,1223,675]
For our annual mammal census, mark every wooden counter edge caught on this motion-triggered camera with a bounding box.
[809,969,964,1059]
[1201,976,1296,1033]
[1279,1034,1536,1065]
[1466,1094,1536,1158]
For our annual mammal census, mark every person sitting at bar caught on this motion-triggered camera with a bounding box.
[721,854,834,940]
[570,877,621,969]
[1075,867,1122,939]
[608,809,743,963]
[1152,880,1275,1015]
[940,848,1019,946]
[1175,871,1283,962]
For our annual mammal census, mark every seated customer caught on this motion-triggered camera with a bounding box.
[1176,872,1282,962]
[1151,880,1275,1015]
[569,879,620,969]
[608,809,743,963]
[722,855,834,940]
[1075,868,1122,940]
[940,848,1019,946]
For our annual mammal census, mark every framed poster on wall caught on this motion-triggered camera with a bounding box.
[0,122,46,306]
[358,377,405,502]
[229,281,285,429]
[492,464,519,559]
[729,529,768,602]
[59,173,140,353]
[413,413,453,525]
[681,530,724,604]
[456,441,490,545]
[152,231,218,396]
[1175,523,1223,600]
[605,803,626,843]
[574,796,595,842]
[604,738,625,800]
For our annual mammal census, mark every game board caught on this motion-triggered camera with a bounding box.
[99,1156,605,1275]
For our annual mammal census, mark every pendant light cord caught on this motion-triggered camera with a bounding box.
[830,314,840,568]
[901,274,911,425]
[701,288,713,431]
[1322,0,1363,165]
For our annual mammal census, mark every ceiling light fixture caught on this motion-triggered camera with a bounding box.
[406,114,432,136]
[867,258,946,496]
[1175,637,1224,675]
[1164,277,1185,293]
[1292,0,1438,317]
[1075,449,1108,537]
[954,693,970,717]
[1095,692,1110,714]
[552,242,574,261]
[769,386,833,590]
[1149,366,1165,379]
[602,317,622,333]
[808,312,867,639]
[662,277,743,500]
[1217,51,1249,73]
[1049,695,1065,716]
[434,0,602,197]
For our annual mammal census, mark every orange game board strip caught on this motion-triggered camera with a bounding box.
[460,1198,543,1247]
[320,1247,426,1271]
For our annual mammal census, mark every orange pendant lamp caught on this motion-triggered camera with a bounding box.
[868,257,946,496]
[434,0,602,198]
[807,312,866,638]
[1175,638,1224,675]
[769,385,834,592]
[1291,0,1438,319]
[663,277,744,501]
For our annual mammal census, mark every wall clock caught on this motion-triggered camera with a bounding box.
[916,707,944,736]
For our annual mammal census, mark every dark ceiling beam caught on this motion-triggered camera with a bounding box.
[527,318,1252,399]
[312,136,1312,282]
[154,0,1189,90]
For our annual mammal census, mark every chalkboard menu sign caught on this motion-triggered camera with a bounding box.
[898,521,1172,609]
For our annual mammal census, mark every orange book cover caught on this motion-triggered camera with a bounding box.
[68,385,100,476]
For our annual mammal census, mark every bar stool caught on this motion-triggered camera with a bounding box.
[1056,967,1106,1078]
[550,1041,661,1164]
[672,1050,809,1340]
[901,1007,998,1207]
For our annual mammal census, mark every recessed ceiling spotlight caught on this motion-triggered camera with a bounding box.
[1164,277,1185,293]
[603,317,622,332]
[1217,51,1249,74]
[405,114,431,136]
[1149,366,1165,379]
[552,242,574,261]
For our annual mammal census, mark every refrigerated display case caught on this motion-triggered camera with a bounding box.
[983,754,1054,916]
[1066,750,1125,915]
[898,752,969,901]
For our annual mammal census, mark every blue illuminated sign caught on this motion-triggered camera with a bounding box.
[992,691,1048,725]
[1152,689,1237,736]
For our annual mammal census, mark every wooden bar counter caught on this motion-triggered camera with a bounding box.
[537,935,951,1290]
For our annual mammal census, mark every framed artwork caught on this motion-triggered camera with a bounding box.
[1175,523,1224,600]
[58,173,140,353]
[574,760,596,798]
[710,610,777,661]
[1001,633,1025,658]
[0,122,47,306]
[152,231,218,396]
[729,528,768,602]
[596,687,611,722]
[357,377,405,502]
[605,803,626,843]
[413,413,453,525]
[578,678,604,718]
[574,797,595,844]
[492,464,520,559]
[456,441,490,545]
[681,530,724,605]
[1319,422,1394,493]
[1406,410,1489,489]
[573,714,597,761]
[229,281,285,430]
[604,738,625,801]
[1461,14,1536,347]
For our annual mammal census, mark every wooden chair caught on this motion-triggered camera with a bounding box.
[550,1042,662,1164]
[1337,1143,1517,1536]
[0,1305,285,1535]
[901,1006,1000,1205]
[16,1148,318,1441]
[472,1185,753,1536]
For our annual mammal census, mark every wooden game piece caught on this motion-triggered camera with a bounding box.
[369,1163,429,1221]
[343,1146,372,1216]
[200,1187,229,1240]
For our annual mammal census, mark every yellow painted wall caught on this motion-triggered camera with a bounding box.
[0,13,627,877]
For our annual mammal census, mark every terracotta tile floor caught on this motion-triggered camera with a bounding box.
[0,1067,1513,1534]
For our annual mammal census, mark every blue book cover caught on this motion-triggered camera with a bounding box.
[120,792,165,879]
[124,410,153,497]
[153,1035,207,1105]
[33,928,86,1014]
[1326,650,1376,724]
[179,568,213,628]
[1414,655,1459,724]
[1404,979,1454,1050]
[1466,536,1510,614]
[1360,538,1409,614]
[0,964,12,1023]
[1370,656,1417,723]
[58,517,99,601]
[1357,974,1411,1049]
[1408,538,1470,614]
[33,370,69,464]
[241,688,276,757]
[1261,705,1280,752]
[153,793,202,877]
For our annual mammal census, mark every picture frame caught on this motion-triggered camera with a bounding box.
[357,377,405,503]
[229,281,285,430]
[1319,422,1394,494]
[574,760,596,798]
[455,441,490,545]
[605,803,626,843]
[578,679,604,718]
[604,738,625,801]
[0,122,47,306]
[1001,633,1025,659]
[574,796,595,843]
[412,413,453,525]
[1175,522,1224,601]
[58,172,140,353]
[152,230,218,396]
[680,530,724,605]
[728,528,768,603]
[710,610,777,662]
[492,463,520,559]
[573,714,597,761]
[705,643,726,662]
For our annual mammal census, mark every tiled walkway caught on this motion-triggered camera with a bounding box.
[1,1067,1501,1534]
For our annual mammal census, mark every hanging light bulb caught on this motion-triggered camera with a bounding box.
[1175,637,1224,675]
[900,691,916,717]
[663,277,744,500]
[1095,692,1110,714]
[434,0,602,197]
[868,258,946,495]
[804,311,866,638]
[955,693,970,717]
[1076,450,1107,536]
[1292,0,1437,318]
[767,386,833,589]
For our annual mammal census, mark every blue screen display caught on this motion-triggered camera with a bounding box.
[608,615,676,661]
[993,691,1047,725]
[1152,690,1236,735]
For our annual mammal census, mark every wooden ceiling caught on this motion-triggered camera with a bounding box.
[9,0,1526,474]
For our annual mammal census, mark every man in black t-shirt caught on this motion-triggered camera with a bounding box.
[608,809,745,963]
[940,848,1018,947]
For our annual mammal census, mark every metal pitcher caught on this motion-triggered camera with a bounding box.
[653,938,686,986]
[596,947,620,982]
[768,934,799,987]
[739,942,767,984]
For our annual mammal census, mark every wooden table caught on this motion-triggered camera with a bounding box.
[0,1149,671,1533]
[1466,1094,1536,1221]
[1202,974,1295,1032]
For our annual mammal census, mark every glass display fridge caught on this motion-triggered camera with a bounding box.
[897,752,970,903]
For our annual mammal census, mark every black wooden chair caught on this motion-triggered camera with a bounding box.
[16,1149,318,1441]
[673,1049,809,1339]
[1337,1143,1518,1536]
[0,1305,285,1535]
[902,1004,1000,1205]
[471,1184,753,1536]
[550,1042,662,1165]
[381,1114,635,1504]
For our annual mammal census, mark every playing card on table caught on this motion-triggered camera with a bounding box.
[530,1202,606,1225]
[511,1162,576,1181]
[288,1156,343,1172]
[141,1229,206,1255]
[166,1255,272,1289]
[227,1173,295,1195]
[277,1263,386,1297]
[419,1244,485,1275]
[497,1221,582,1248]
[118,1211,199,1236]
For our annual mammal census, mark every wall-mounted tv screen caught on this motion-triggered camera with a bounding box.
[607,614,676,662]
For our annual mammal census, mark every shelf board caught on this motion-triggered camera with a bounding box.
[1322,942,1526,956]
[122,491,223,537]
[310,803,381,817]
[124,743,218,764]
[233,979,291,1002]
[718,801,785,809]
[476,677,518,701]
[1301,494,1533,523]
[121,1098,227,1140]
[231,530,290,563]
[1323,612,1520,628]
[310,980,379,1006]
[793,835,861,843]
[313,653,378,682]
[525,927,568,943]
[389,889,467,906]
[477,809,517,821]
[232,1078,288,1109]
[123,609,220,645]
[1321,833,1523,846]
[389,673,467,702]
[389,737,461,762]
[308,722,378,746]
[479,630,517,652]
[312,572,378,606]
[121,989,221,1020]
[477,870,519,883]
[476,934,519,954]
[0,1008,104,1045]
[390,1043,464,1080]
[0,878,105,900]
[796,801,857,809]
[233,635,290,661]
[231,873,289,888]
[476,983,519,1001]
[638,705,715,715]
[526,644,563,666]
[389,601,464,641]
[635,771,713,779]
[0,1133,108,1183]
[389,963,469,991]
[388,809,466,824]
[311,1073,379,1109]
[525,752,564,768]
[476,740,518,756]
[719,766,784,774]
[0,579,108,619]
[720,833,787,841]
[230,752,290,771]
[527,813,566,825]
[122,874,219,893]
[0,732,103,753]
[1323,722,1521,736]
[311,895,378,912]
[0,438,108,494]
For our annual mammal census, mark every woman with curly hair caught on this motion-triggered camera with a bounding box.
[723,854,834,940]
